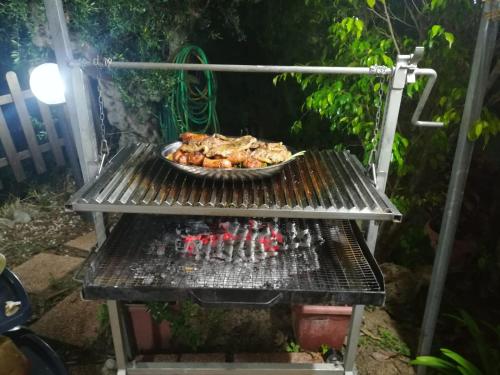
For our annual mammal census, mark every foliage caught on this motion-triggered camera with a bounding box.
[0,0,251,134]
[319,344,330,356]
[147,301,224,352]
[359,326,410,357]
[275,0,498,222]
[411,310,500,375]
[285,341,301,353]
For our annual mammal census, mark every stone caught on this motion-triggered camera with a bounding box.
[12,253,83,293]
[379,263,418,315]
[30,291,101,347]
[65,231,97,252]
[0,218,15,229]
[233,352,323,363]
[104,358,116,370]
[13,210,31,224]
[179,353,226,362]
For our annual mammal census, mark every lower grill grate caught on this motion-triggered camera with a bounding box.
[82,215,385,306]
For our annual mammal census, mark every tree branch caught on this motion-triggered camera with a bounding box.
[382,1,401,54]
[388,6,415,28]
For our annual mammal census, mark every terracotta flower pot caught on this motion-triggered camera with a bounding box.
[126,304,172,354]
[292,305,352,351]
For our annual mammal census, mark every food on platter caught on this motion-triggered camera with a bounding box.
[166,132,294,169]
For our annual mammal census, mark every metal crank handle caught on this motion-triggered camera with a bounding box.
[412,68,444,127]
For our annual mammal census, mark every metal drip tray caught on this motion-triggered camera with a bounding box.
[68,143,402,222]
[82,215,385,306]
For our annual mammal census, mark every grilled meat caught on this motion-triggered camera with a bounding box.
[250,142,292,164]
[203,158,232,169]
[169,133,293,169]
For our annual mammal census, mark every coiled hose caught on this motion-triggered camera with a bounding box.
[160,45,220,142]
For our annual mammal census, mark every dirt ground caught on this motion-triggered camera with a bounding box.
[0,175,92,268]
[0,173,416,374]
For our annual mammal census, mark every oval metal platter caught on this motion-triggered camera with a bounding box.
[161,141,299,180]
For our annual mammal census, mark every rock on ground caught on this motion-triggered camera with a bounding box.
[64,231,97,252]
[12,253,83,293]
[30,291,102,347]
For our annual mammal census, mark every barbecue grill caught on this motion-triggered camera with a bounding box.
[44,1,444,371]
[69,143,394,307]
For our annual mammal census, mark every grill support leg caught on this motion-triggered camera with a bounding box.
[344,50,411,372]
[108,300,129,374]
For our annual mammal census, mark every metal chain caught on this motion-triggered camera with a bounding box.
[367,65,388,184]
[94,56,111,175]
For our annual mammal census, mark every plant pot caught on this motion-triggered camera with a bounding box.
[292,305,352,351]
[126,304,172,354]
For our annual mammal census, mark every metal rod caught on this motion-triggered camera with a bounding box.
[74,60,391,75]
[108,300,128,373]
[417,2,498,372]
[411,69,444,127]
[344,52,412,373]
[128,362,345,374]
[44,0,107,246]
[72,59,438,77]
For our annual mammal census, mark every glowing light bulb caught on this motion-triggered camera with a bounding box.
[29,63,66,105]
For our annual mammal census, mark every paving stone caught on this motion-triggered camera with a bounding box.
[64,231,97,252]
[179,353,226,362]
[233,352,324,363]
[31,291,101,347]
[12,253,83,293]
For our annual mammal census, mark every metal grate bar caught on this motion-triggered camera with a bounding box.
[82,215,385,306]
[68,143,402,221]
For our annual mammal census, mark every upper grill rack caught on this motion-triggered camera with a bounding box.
[68,143,401,221]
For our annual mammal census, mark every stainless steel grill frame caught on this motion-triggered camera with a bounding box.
[82,215,385,306]
[68,143,402,222]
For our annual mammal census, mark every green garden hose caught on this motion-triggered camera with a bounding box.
[160,45,219,142]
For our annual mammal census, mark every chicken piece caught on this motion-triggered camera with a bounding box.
[227,150,250,164]
[172,149,185,162]
[180,132,208,143]
[243,158,265,168]
[205,135,257,158]
[178,154,188,165]
[250,142,292,164]
[203,158,232,169]
[180,135,229,153]
[188,152,205,166]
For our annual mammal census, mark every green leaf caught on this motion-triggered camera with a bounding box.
[430,25,443,39]
[440,349,482,375]
[366,0,376,8]
[444,32,455,48]
[410,356,456,373]
[475,122,483,137]
[382,54,393,66]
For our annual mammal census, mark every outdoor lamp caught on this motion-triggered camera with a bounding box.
[29,63,66,105]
